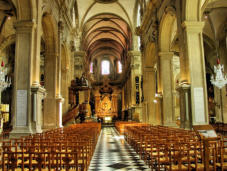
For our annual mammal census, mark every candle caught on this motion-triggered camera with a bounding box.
[217,58,220,64]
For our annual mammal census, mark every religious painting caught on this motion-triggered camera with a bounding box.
[100,95,112,114]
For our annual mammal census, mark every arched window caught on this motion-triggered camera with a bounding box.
[137,5,141,50]
[137,5,141,27]
[101,60,110,75]
[90,62,93,73]
[72,7,76,27]
[118,61,122,73]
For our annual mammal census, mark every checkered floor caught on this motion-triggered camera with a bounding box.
[88,127,150,171]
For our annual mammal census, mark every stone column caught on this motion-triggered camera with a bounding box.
[32,0,42,86]
[155,94,163,125]
[74,51,87,105]
[10,20,36,137]
[214,87,222,122]
[31,86,46,133]
[181,21,209,126]
[223,88,227,123]
[176,84,191,129]
[55,21,64,128]
[128,51,143,121]
[56,21,63,98]
[74,51,85,78]
[56,96,64,128]
[121,88,125,120]
[215,87,227,124]
[95,96,101,117]
[43,50,63,130]
[143,67,156,124]
[159,52,175,126]
[112,93,118,115]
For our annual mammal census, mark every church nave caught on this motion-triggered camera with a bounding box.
[89,127,150,171]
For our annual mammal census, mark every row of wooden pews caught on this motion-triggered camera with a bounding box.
[115,121,149,135]
[116,122,227,171]
[1,122,101,171]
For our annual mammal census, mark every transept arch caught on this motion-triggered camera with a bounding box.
[159,8,176,52]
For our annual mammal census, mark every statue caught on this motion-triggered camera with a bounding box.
[214,64,224,80]
[211,58,227,89]
[80,73,88,87]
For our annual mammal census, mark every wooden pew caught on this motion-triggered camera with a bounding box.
[1,122,101,171]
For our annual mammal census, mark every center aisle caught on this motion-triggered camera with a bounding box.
[88,127,150,171]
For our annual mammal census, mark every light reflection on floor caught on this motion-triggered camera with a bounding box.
[88,127,150,171]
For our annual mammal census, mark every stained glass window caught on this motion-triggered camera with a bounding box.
[101,60,110,75]
[118,61,122,73]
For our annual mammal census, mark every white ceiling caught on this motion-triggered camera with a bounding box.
[76,0,137,31]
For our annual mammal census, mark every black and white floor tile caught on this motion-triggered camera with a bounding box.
[88,127,150,171]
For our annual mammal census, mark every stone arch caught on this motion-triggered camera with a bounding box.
[132,0,141,51]
[42,13,58,90]
[159,8,177,52]
[15,0,36,20]
[144,42,157,66]
[41,13,60,129]
[0,35,16,54]
[42,13,58,57]
[42,13,58,95]
[185,0,200,21]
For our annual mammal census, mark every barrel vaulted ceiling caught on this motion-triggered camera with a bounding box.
[75,0,136,64]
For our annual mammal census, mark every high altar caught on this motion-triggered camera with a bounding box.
[94,81,119,119]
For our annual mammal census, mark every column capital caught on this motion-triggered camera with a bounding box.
[128,50,141,56]
[159,51,174,60]
[74,51,86,57]
[176,83,191,92]
[31,85,46,95]
[182,21,205,33]
[14,20,36,33]
[144,66,156,72]
[56,94,64,102]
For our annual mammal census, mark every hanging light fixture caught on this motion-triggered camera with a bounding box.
[210,58,227,89]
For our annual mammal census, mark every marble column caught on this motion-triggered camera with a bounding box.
[159,52,175,127]
[10,20,36,137]
[181,21,209,126]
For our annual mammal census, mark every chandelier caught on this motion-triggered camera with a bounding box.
[0,61,11,91]
[210,58,227,89]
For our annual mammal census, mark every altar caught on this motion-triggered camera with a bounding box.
[94,81,119,119]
